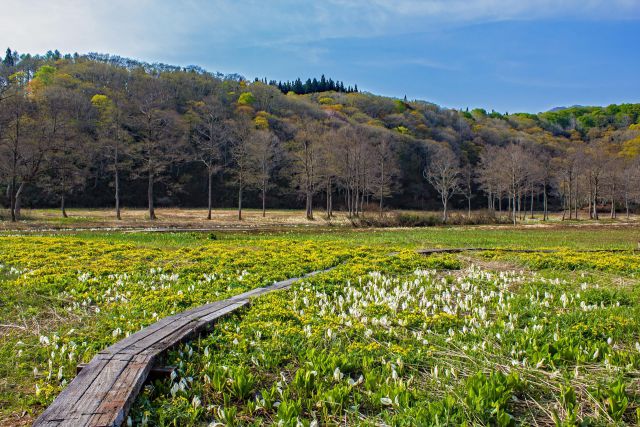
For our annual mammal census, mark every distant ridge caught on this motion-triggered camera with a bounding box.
[547,105,585,112]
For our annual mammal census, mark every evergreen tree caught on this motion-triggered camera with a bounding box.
[3,47,14,66]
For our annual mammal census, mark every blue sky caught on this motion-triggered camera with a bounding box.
[2,0,639,112]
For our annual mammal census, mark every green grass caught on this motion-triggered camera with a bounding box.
[1,225,639,425]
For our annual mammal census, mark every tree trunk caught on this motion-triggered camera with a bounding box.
[530,189,534,219]
[326,178,332,219]
[148,168,156,220]
[568,174,573,219]
[238,174,243,221]
[9,178,16,222]
[512,183,517,226]
[625,194,630,219]
[569,180,578,221]
[593,180,599,220]
[306,190,313,220]
[443,197,448,223]
[610,182,615,219]
[262,182,266,218]
[14,183,23,219]
[115,166,121,221]
[61,195,68,218]
[207,170,213,220]
[543,183,548,221]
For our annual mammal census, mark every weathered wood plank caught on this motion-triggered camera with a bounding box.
[34,266,335,427]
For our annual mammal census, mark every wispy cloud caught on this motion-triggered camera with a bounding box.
[2,0,638,59]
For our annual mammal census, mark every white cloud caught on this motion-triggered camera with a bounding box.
[0,0,637,60]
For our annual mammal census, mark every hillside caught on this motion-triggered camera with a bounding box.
[1,50,639,221]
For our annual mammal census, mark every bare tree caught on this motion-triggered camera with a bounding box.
[460,153,474,217]
[0,72,31,221]
[424,144,461,222]
[334,125,368,217]
[248,129,279,217]
[316,128,340,219]
[370,130,397,217]
[480,143,530,225]
[130,75,184,220]
[229,118,253,220]
[291,121,323,220]
[92,93,130,220]
[188,96,230,219]
[477,145,501,214]
[583,141,609,220]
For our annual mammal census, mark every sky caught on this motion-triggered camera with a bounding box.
[1,0,639,113]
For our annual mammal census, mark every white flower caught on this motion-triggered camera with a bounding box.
[170,382,180,397]
[192,395,201,408]
[333,367,343,381]
[380,397,393,406]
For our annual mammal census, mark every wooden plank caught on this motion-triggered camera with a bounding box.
[77,363,175,380]
[71,359,130,418]
[114,301,237,357]
[34,266,335,427]
[87,355,153,427]
[35,358,109,423]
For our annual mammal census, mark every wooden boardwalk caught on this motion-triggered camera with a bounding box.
[34,268,331,427]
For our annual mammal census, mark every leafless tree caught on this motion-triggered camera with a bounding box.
[188,96,230,219]
[248,129,279,217]
[460,153,474,217]
[424,144,461,222]
[369,130,397,217]
[92,93,130,220]
[229,118,253,221]
[130,75,184,220]
[291,121,323,220]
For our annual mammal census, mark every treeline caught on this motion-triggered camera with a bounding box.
[264,75,358,95]
[1,49,640,223]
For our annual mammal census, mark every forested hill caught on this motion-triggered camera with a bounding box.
[1,49,639,220]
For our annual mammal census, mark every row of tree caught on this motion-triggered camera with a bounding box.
[268,76,358,95]
[1,49,640,223]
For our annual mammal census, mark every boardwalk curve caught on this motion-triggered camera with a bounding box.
[34,268,332,427]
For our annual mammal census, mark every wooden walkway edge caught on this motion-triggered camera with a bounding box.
[33,267,333,427]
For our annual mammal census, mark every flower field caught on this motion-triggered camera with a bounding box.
[1,227,640,426]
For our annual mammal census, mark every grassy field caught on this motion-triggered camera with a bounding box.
[1,218,639,425]
[2,207,639,231]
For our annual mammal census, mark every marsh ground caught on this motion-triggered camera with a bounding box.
[0,215,639,425]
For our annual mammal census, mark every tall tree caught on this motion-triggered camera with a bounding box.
[130,73,184,220]
[291,121,323,220]
[91,93,129,220]
[229,118,253,220]
[188,96,230,219]
[424,144,460,222]
[248,129,279,217]
[370,130,397,217]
